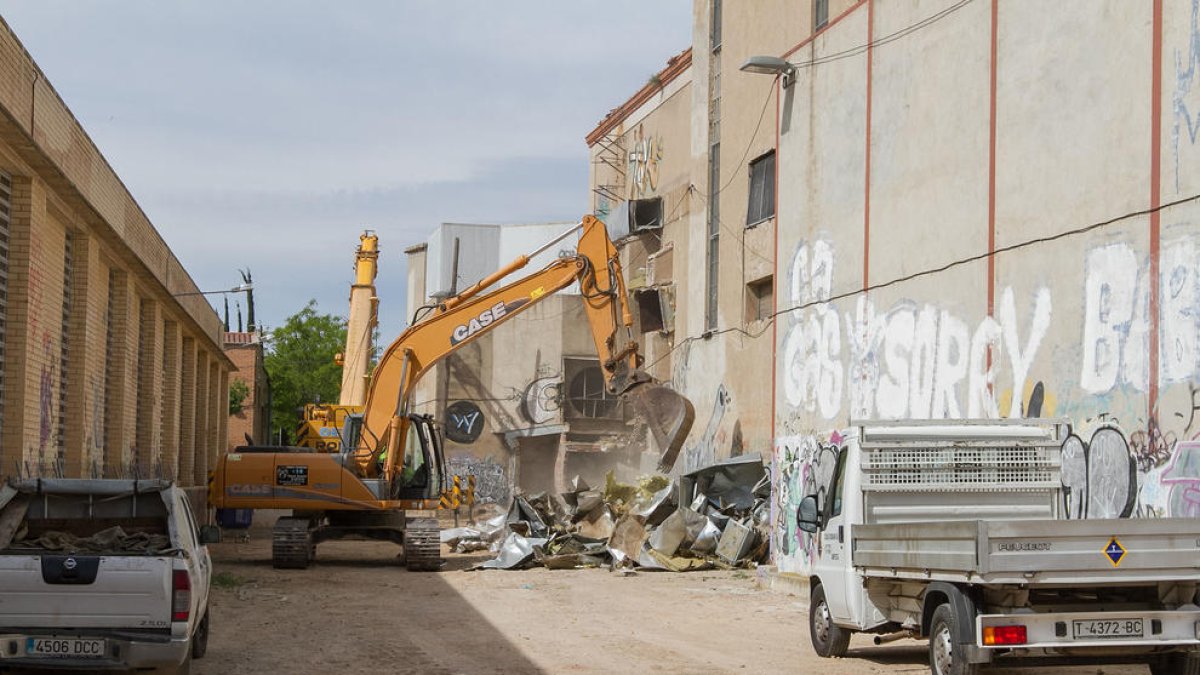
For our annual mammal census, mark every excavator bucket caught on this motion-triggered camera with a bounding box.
[626,384,695,473]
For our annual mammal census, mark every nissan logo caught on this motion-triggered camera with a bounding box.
[63,557,77,571]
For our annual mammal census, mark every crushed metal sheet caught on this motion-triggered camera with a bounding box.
[607,514,648,563]
[440,527,481,545]
[576,505,615,540]
[476,532,548,570]
[685,454,765,512]
[716,518,755,564]
[689,519,722,556]
[635,485,675,527]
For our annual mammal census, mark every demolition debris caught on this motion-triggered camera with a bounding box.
[452,455,771,572]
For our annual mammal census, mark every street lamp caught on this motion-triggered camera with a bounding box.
[739,55,796,88]
[172,283,254,298]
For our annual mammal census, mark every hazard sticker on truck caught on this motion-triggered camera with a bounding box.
[1104,536,1127,567]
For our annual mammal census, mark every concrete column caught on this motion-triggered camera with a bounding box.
[217,368,228,454]
[160,320,181,480]
[135,298,162,474]
[1,175,34,477]
[192,351,209,487]
[207,360,220,477]
[103,270,134,477]
[177,337,196,484]
[60,231,93,478]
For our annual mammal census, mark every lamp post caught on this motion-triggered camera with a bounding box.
[172,283,254,298]
[739,55,796,88]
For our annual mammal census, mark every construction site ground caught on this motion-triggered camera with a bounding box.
[185,515,1148,675]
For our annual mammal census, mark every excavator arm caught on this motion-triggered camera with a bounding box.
[357,215,694,484]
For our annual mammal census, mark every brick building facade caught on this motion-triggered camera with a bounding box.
[0,17,232,486]
[224,331,270,449]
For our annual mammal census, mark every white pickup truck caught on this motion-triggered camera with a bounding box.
[796,419,1200,675]
[0,479,211,673]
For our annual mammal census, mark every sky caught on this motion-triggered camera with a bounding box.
[0,1,692,335]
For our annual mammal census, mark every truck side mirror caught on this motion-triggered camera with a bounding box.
[797,494,822,533]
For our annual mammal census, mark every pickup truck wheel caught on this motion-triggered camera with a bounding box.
[929,604,978,675]
[809,584,851,658]
[1151,652,1200,675]
[191,609,209,659]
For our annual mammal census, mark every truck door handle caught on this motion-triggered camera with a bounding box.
[838,526,844,544]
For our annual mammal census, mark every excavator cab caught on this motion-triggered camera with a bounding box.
[391,414,446,500]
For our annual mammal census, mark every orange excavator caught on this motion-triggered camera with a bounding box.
[208,215,695,570]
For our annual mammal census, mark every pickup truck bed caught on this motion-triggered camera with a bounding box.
[0,479,210,672]
[853,517,1200,585]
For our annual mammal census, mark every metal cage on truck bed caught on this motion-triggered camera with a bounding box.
[856,419,1068,525]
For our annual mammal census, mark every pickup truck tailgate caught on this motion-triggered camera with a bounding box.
[853,517,1200,584]
[0,555,173,630]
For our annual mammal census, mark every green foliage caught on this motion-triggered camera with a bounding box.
[264,300,346,443]
[228,378,250,415]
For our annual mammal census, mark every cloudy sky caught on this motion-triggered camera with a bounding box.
[0,1,691,333]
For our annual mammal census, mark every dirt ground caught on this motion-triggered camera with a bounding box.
[189,519,1155,675]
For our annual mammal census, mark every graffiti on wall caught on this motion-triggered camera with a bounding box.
[447,454,509,505]
[782,236,1200,426]
[682,385,729,472]
[773,434,839,569]
[628,125,662,197]
[520,376,561,425]
[782,239,1055,424]
[1173,0,1200,192]
[774,233,1200,573]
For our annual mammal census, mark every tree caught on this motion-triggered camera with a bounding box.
[264,300,346,443]
[228,378,250,415]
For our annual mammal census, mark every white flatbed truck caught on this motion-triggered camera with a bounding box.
[796,419,1200,675]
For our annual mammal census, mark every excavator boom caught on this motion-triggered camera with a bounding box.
[359,215,694,478]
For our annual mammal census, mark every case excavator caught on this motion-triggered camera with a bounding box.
[208,216,695,570]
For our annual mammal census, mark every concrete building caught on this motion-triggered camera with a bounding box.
[593,0,1200,575]
[224,331,270,448]
[0,18,232,486]
[404,222,636,505]
[766,0,1200,574]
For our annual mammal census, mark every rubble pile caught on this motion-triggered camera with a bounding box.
[467,455,771,572]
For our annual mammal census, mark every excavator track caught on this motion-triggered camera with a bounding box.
[403,517,441,571]
[272,517,314,569]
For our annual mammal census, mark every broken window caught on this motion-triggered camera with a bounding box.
[745,276,773,323]
[634,288,665,334]
[564,359,620,420]
[746,151,775,226]
[628,196,663,232]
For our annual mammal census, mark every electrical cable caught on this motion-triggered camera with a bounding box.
[643,192,1200,371]
[791,0,975,70]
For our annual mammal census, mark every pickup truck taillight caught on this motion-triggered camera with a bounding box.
[172,570,191,622]
[983,625,1027,646]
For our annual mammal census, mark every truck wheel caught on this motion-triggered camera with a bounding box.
[191,609,209,659]
[929,604,978,675]
[809,584,851,657]
[1151,653,1200,675]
